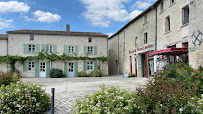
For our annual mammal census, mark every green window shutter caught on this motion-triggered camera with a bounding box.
[36,44,40,54]
[41,44,46,53]
[74,62,78,77]
[94,46,97,55]
[84,46,87,55]
[94,60,98,71]
[53,44,57,54]
[23,61,27,72]
[46,61,50,78]
[64,45,67,54]
[64,62,67,77]
[35,61,39,78]
[83,61,87,71]
[23,44,28,54]
[75,45,78,55]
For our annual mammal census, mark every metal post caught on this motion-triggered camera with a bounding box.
[51,88,55,114]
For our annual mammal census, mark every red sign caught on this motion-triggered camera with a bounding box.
[129,44,154,54]
[129,50,136,54]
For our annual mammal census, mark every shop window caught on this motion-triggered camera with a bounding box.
[144,33,147,44]
[182,5,189,25]
[165,16,171,32]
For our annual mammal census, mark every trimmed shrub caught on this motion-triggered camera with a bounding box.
[135,76,197,113]
[128,73,136,77]
[78,71,88,77]
[73,85,143,113]
[0,72,19,86]
[0,82,51,113]
[89,69,102,77]
[50,68,65,78]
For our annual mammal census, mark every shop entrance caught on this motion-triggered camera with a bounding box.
[141,54,146,77]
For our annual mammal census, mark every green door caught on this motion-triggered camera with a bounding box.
[142,54,146,77]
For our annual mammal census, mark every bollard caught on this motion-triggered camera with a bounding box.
[51,88,55,114]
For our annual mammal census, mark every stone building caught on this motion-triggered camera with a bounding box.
[108,0,203,77]
[0,25,108,78]
[0,34,8,72]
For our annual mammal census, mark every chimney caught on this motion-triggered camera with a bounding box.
[66,24,70,32]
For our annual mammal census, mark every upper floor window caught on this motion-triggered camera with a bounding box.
[135,37,138,46]
[28,44,35,54]
[165,16,171,32]
[144,15,147,24]
[87,61,93,71]
[30,35,34,41]
[88,38,92,43]
[87,46,93,55]
[144,33,147,44]
[182,5,189,25]
[46,45,53,53]
[160,2,164,12]
[68,45,74,54]
[170,0,175,5]
[28,61,35,71]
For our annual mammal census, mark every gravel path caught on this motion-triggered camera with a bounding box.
[21,76,149,114]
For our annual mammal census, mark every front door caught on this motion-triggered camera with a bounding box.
[68,62,74,77]
[40,62,46,78]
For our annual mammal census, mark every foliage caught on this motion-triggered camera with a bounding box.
[135,76,197,114]
[0,72,19,86]
[77,71,88,77]
[128,73,136,77]
[0,52,107,73]
[0,82,51,114]
[50,68,65,78]
[73,85,143,114]
[89,69,102,77]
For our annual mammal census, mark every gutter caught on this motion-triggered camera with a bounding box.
[6,35,8,72]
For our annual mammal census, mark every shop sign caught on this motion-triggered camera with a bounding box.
[129,49,136,54]
[137,44,154,51]
[189,47,196,52]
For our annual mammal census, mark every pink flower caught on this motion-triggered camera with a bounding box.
[166,107,169,110]
[171,110,175,112]
[36,108,40,111]
[106,96,109,98]
[173,107,176,109]
[199,68,201,70]
[25,93,28,96]
[195,76,198,79]
[25,104,28,108]
[202,85,203,88]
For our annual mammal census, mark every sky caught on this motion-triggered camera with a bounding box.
[0,0,156,36]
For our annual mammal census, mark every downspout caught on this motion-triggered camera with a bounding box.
[6,35,8,72]
[107,37,109,75]
[118,33,120,75]
[155,7,157,51]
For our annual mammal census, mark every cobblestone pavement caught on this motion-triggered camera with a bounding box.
[21,76,149,114]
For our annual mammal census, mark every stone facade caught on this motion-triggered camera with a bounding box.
[0,26,108,78]
[108,0,203,77]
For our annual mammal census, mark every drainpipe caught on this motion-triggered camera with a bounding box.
[155,7,157,51]
[6,35,8,72]
[118,33,120,75]
[107,37,109,75]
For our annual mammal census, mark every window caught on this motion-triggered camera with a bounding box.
[170,0,175,4]
[182,5,189,25]
[87,46,93,55]
[160,2,164,12]
[165,16,171,32]
[135,37,138,46]
[46,45,53,53]
[87,61,93,71]
[88,38,92,43]
[28,44,35,54]
[144,15,147,24]
[30,35,34,41]
[144,33,147,44]
[68,46,74,54]
[28,61,35,71]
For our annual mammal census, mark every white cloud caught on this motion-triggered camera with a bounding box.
[81,0,142,27]
[0,18,13,30]
[106,33,114,37]
[0,1,30,13]
[131,1,152,10]
[27,10,61,23]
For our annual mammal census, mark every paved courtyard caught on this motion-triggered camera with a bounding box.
[21,76,149,114]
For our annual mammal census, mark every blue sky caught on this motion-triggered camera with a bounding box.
[0,0,156,36]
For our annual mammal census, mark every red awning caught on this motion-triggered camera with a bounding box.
[149,47,188,56]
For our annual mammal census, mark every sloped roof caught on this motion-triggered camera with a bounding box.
[7,29,108,37]
[0,34,7,40]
